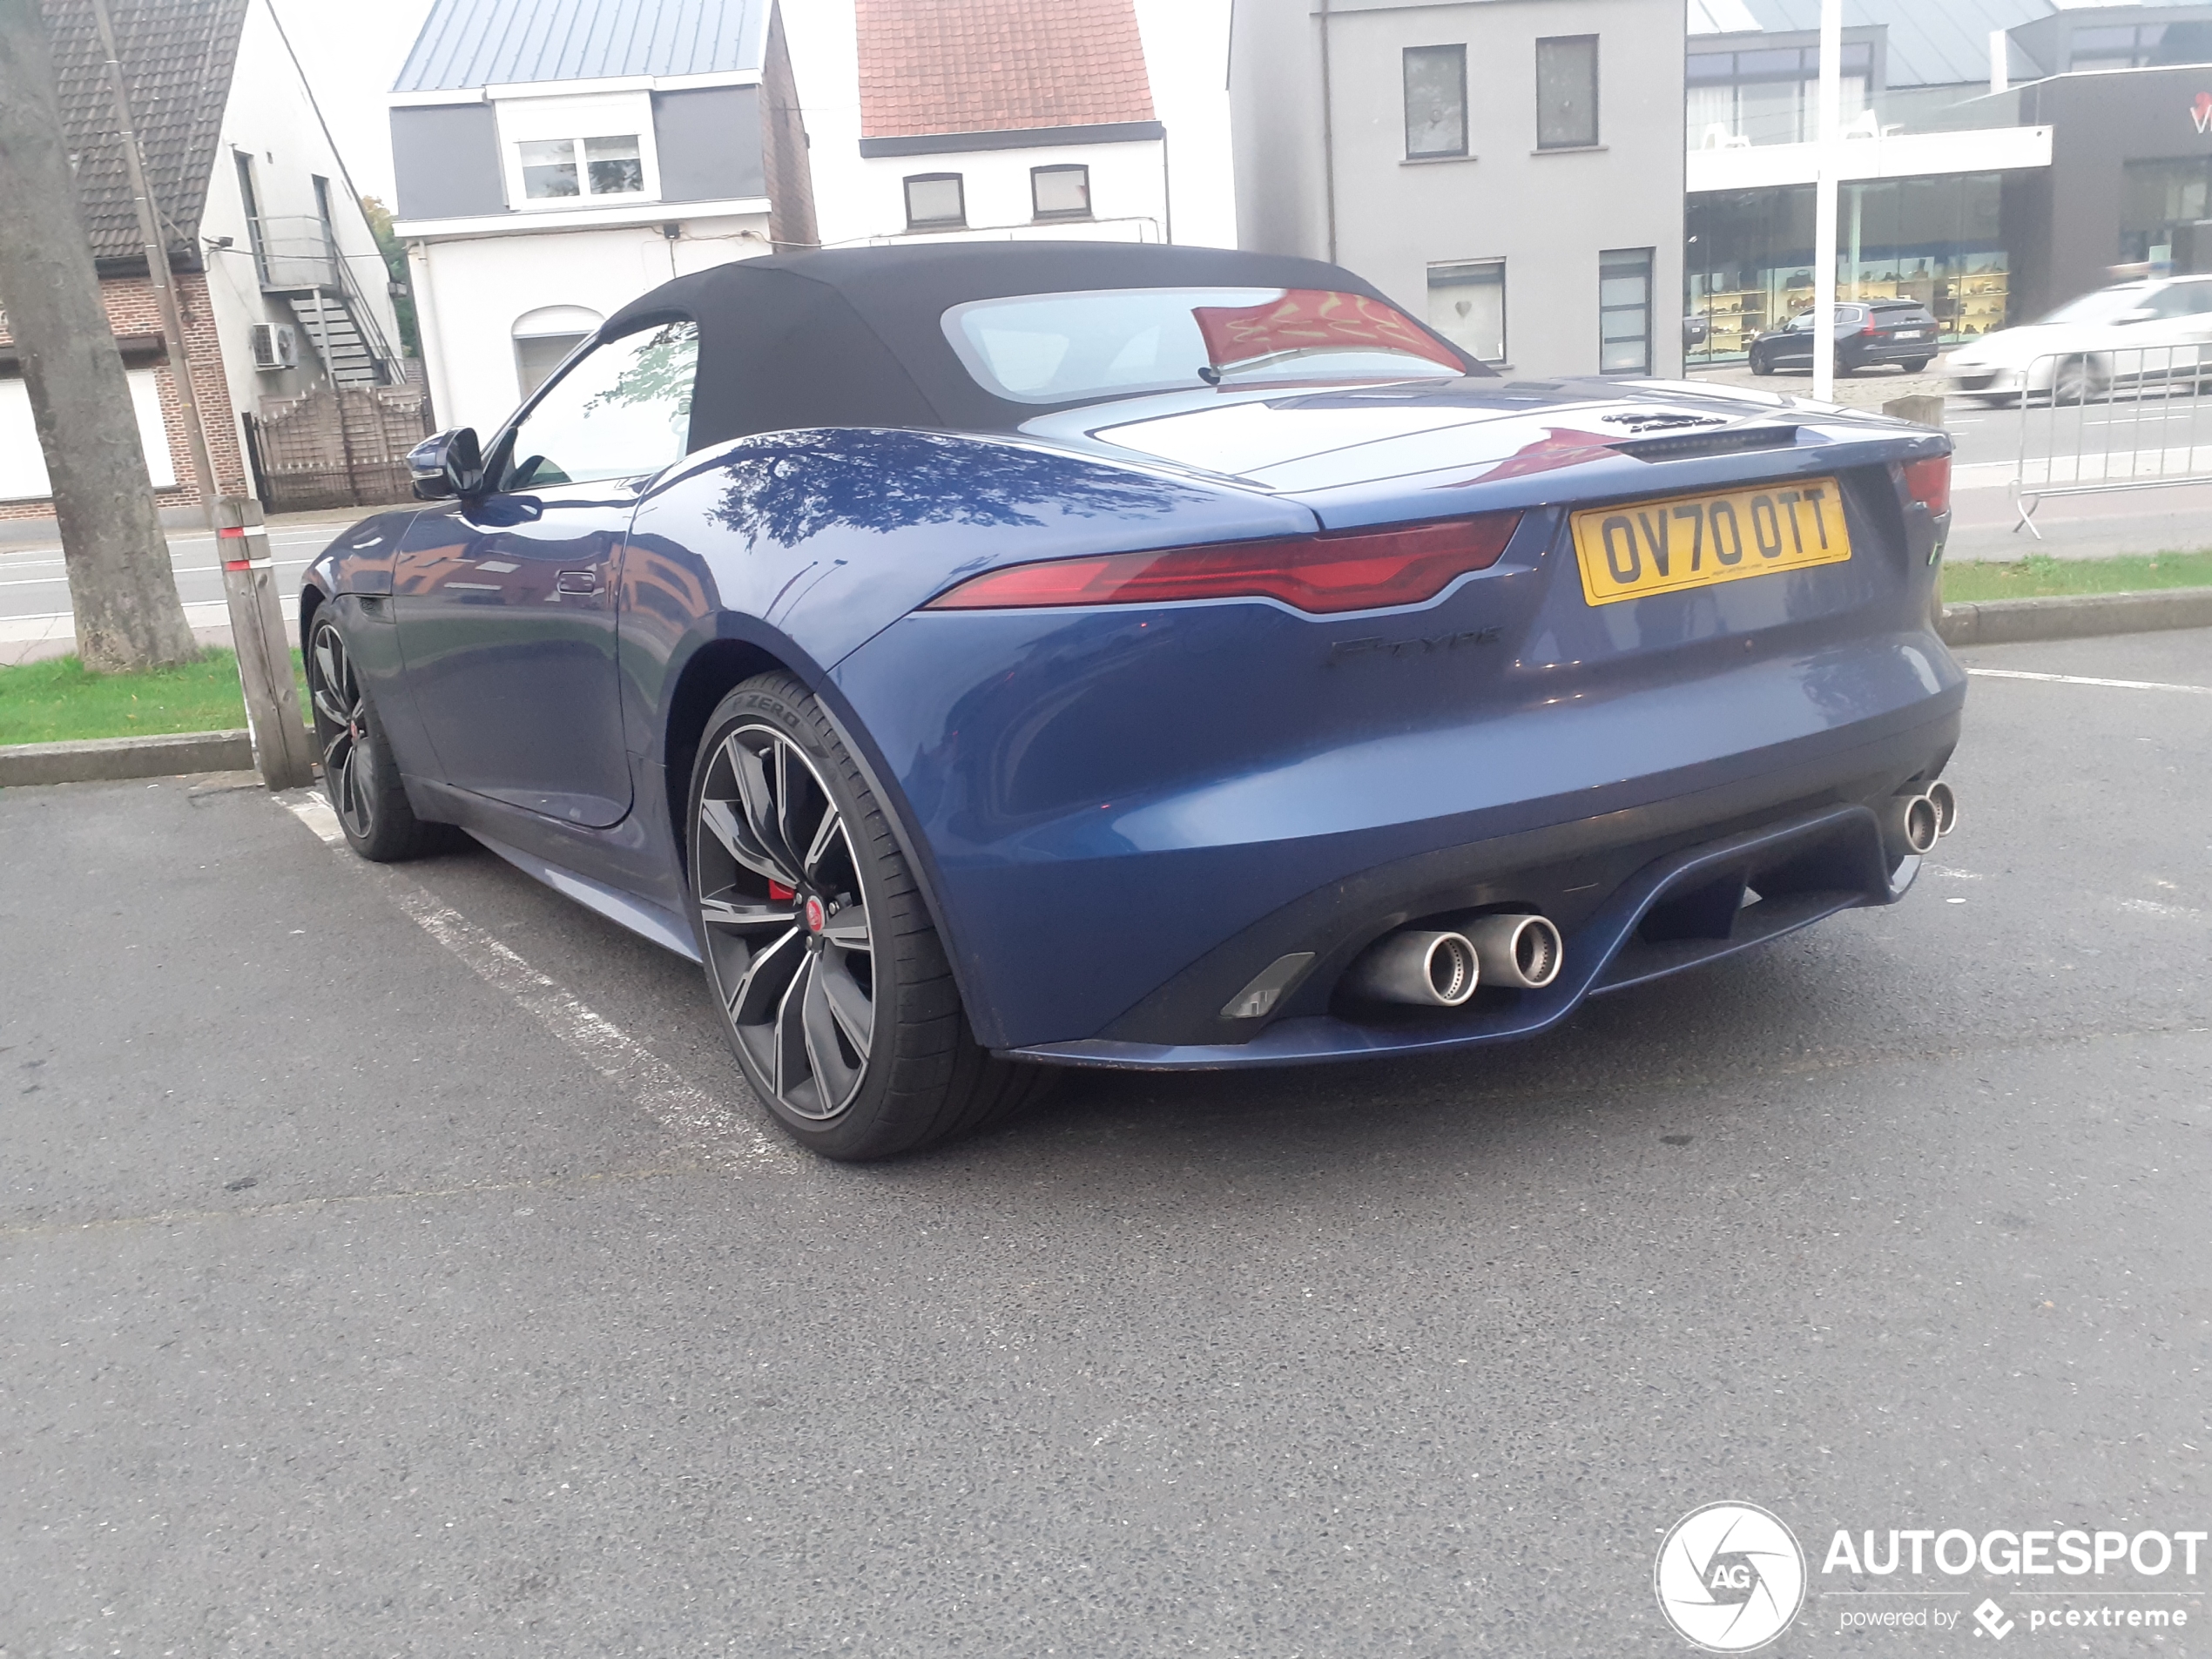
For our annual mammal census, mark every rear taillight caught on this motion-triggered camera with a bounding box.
[1860,320,1878,336]
[921,513,1523,615]
[1903,455,1951,516]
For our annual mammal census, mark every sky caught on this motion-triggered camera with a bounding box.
[264,0,1238,245]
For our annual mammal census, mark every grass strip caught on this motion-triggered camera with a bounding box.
[1942,550,2212,603]
[0,648,308,747]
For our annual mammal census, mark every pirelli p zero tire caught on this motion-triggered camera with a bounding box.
[307,611,442,863]
[686,673,1053,1160]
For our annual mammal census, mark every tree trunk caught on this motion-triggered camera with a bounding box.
[0,0,196,671]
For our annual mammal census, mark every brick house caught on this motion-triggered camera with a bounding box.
[0,0,409,530]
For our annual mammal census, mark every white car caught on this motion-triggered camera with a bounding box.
[1942,275,2212,404]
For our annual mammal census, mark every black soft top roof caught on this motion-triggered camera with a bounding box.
[598,242,1485,449]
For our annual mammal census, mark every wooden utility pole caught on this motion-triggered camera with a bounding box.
[0,0,195,671]
[215,496,314,788]
[85,0,219,523]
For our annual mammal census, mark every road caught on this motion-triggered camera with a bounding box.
[1691,362,2212,563]
[3,627,2208,1655]
[0,516,354,665]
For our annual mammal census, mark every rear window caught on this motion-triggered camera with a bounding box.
[942,287,1469,406]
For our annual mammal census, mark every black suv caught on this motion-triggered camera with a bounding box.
[1747,300,1940,375]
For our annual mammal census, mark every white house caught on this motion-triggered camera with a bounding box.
[1,0,407,530]
[388,0,817,441]
[791,0,1172,248]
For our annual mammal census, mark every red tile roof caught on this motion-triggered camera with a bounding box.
[857,0,1157,139]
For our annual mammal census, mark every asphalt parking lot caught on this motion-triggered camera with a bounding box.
[3,628,2209,1656]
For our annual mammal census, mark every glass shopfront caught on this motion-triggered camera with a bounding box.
[2121,157,2212,269]
[1686,172,2013,363]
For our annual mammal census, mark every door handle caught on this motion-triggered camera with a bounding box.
[556,570,598,595]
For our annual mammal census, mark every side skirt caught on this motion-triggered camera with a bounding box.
[467,830,702,964]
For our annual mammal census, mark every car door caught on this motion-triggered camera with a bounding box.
[395,319,699,828]
[2125,280,2212,382]
[1770,312,1814,367]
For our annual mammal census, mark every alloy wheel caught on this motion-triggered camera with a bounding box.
[309,619,374,840]
[693,724,874,1121]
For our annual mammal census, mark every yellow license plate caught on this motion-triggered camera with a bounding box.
[1570,478,1851,606]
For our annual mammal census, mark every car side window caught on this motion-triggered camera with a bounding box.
[501,320,700,490]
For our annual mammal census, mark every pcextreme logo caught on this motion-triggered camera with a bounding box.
[1655,1502,1808,1653]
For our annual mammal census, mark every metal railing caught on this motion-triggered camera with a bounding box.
[246,214,402,388]
[2009,344,2212,536]
[246,213,345,289]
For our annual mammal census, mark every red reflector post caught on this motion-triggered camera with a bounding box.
[1903,455,1951,516]
[922,513,1522,616]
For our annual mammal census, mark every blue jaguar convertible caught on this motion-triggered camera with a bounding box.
[303,242,1962,1159]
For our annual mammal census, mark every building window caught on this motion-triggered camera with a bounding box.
[515,334,590,398]
[1032,165,1091,219]
[512,305,605,400]
[1404,44,1468,158]
[1686,174,2010,364]
[1426,260,1505,363]
[2121,157,2212,267]
[1536,36,1600,150]
[519,135,644,200]
[905,172,966,230]
[1599,248,1653,374]
[2067,22,2212,71]
[1684,44,1871,148]
[234,152,269,283]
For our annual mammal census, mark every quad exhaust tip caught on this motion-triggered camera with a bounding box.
[1883,789,1941,856]
[1925,779,1959,838]
[1344,928,1480,1008]
[1460,912,1565,990]
[1883,780,1959,857]
[1345,911,1568,1007]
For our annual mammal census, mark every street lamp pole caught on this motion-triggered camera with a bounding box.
[1812,0,1842,401]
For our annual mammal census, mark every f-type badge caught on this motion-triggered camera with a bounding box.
[1328,626,1500,664]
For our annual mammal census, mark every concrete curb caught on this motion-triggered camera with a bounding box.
[1939,585,2212,647]
[0,729,253,786]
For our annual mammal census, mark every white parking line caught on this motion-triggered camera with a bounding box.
[1966,667,2212,695]
[272,788,794,1173]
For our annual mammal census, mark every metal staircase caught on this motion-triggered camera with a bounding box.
[248,215,401,388]
[287,291,386,387]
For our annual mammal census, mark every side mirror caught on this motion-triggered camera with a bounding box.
[408,428,484,500]
[2115,307,2158,325]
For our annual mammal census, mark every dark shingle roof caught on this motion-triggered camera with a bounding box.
[41,0,250,266]
[392,0,769,92]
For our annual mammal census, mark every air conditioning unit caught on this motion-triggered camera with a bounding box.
[250,322,298,371]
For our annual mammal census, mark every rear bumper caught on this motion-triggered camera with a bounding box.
[1008,796,1919,1069]
[1848,340,1939,366]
